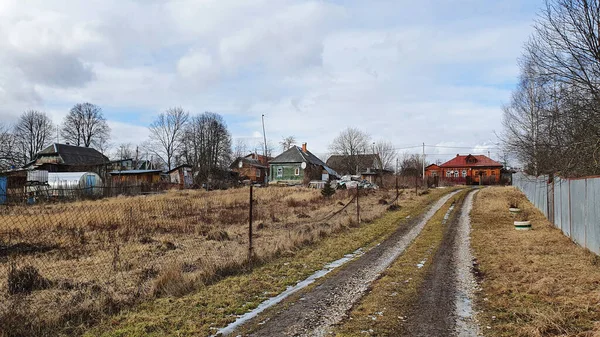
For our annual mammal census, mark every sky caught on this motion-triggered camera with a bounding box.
[0,0,540,163]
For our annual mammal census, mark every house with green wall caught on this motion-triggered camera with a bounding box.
[269,143,339,185]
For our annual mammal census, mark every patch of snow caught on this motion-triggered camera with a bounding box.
[213,248,365,336]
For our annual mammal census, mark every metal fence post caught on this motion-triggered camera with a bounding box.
[356,187,360,224]
[248,185,254,259]
[569,179,573,240]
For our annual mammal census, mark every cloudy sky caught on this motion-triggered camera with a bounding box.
[0,0,539,162]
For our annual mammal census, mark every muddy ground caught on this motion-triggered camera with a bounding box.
[230,191,459,337]
[228,189,481,337]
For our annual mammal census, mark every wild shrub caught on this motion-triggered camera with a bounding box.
[8,265,51,295]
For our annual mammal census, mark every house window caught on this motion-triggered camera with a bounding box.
[462,170,467,178]
[446,170,452,178]
[256,169,261,177]
[294,167,300,176]
[276,167,283,178]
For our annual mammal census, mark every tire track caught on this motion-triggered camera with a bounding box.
[230,190,460,337]
[405,189,481,337]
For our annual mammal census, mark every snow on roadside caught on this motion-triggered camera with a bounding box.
[454,190,482,337]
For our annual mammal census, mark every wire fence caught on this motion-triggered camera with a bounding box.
[0,185,400,336]
[513,172,600,255]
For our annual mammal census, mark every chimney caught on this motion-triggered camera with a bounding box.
[456,154,459,157]
[302,143,307,153]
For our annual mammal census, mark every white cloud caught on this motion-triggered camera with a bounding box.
[0,0,537,160]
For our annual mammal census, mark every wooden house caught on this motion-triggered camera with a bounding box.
[23,143,109,174]
[167,164,193,188]
[230,153,271,184]
[269,143,338,185]
[109,169,163,185]
[426,154,503,185]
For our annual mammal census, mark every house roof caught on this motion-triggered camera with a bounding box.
[270,146,339,177]
[230,157,268,169]
[34,143,109,166]
[440,154,503,168]
[425,164,440,170]
[167,164,192,174]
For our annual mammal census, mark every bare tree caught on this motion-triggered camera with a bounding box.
[502,0,600,176]
[180,112,232,183]
[114,143,135,160]
[329,127,371,174]
[146,107,189,170]
[279,136,297,151]
[0,123,22,170]
[233,138,249,158]
[62,103,110,148]
[399,153,424,176]
[257,140,276,158]
[14,110,53,162]
[374,140,397,171]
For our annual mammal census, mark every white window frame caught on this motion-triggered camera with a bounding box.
[294,167,300,176]
[276,167,283,178]
[462,170,467,178]
[446,170,452,178]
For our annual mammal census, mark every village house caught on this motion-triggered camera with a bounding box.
[23,143,109,174]
[109,169,163,185]
[425,154,503,185]
[269,143,338,185]
[326,153,392,184]
[167,164,193,188]
[230,153,271,184]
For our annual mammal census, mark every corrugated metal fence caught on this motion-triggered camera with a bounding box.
[513,172,600,254]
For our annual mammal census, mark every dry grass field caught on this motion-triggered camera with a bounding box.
[0,186,403,336]
[471,187,600,337]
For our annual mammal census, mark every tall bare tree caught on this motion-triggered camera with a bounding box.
[233,138,249,158]
[374,140,397,171]
[146,107,189,170]
[181,112,232,183]
[0,123,22,170]
[279,136,297,151]
[503,0,600,176]
[399,153,425,176]
[329,127,371,174]
[62,103,110,148]
[14,110,53,162]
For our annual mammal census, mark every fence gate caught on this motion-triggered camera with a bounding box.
[0,176,6,204]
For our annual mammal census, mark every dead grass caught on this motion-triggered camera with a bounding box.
[471,187,600,337]
[83,187,459,337]
[333,189,467,336]
[0,186,418,336]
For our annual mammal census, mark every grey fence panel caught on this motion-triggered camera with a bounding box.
[554,178,563,231]
[515,172,600,255]
[586,178,600,255]
[561,179,572,237]
[570,179,587,248]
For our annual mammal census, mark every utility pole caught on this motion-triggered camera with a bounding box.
[261,114,268,186]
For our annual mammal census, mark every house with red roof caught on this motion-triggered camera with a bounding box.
[426,154,503,185]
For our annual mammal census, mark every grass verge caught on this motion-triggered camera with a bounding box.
[84,188,459,337]
[471,187,600,336]
[333,189,468,336]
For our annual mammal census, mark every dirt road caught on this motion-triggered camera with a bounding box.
[229,191,460,337]
[405,189,480,336]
